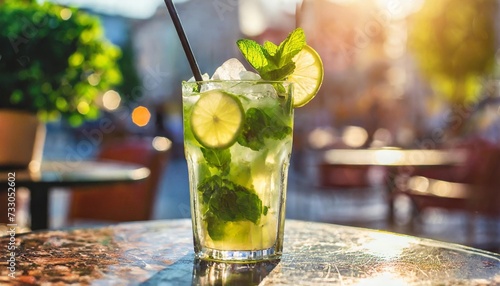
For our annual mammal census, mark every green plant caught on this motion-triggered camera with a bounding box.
[0,0,122,126]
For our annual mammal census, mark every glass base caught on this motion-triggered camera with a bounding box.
[192,258,280,284]
[196,246,282,263]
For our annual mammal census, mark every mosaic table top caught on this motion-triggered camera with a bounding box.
[1,219,500,285]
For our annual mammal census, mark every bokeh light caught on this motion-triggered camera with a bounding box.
[371,128,392,147]
[87,73,101,86]
[131,106,151,127]
[308,127,337,149]
[239,0,267,36]
[77,101,90,115]
[152,136,172,151]
[59,8,72,20]
[102,90,121,111]
[342,126,368,148]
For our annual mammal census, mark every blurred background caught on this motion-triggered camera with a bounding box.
[1,0,500,252]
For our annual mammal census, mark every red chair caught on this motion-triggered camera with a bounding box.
[397,139,500,247]
[318,163,374,188]
[67,136,171,224]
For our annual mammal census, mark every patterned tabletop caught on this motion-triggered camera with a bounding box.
[1,219,500,285]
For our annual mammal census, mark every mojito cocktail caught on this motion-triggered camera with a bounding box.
[182,28,323,262]
[183,80,293,261]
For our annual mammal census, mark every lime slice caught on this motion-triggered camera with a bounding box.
[191,90,244,149]
[288,45,324,108]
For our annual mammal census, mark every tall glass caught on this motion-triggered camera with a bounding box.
[182,80,294,262]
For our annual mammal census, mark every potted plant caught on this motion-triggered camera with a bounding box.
[0,0,122,169]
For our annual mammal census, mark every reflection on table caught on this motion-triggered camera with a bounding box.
[1,219,499,285]
[0,160,150,230]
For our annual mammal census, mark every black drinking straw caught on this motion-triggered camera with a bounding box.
[163,0,203,82]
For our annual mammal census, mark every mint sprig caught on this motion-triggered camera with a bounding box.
[237,28,306,81]
[201,148,231,175]
[237,108,292,151]
[199,174,264,240]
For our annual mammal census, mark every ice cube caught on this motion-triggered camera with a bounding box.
[212,58,247,80]
[239,70,261,80]
[248,82,277,98]
[225,81,277,100]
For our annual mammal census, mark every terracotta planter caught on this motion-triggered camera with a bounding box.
[0,110,45,171]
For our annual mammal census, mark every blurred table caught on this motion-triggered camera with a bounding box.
[0,160,150,230]
[1,219,499,285]
[322,148,467,167]
[321,148,468,223]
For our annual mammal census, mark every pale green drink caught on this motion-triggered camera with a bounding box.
[182,80,293,262]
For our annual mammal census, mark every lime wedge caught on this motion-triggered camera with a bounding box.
[288,45,324,108]
[191,90,244,149]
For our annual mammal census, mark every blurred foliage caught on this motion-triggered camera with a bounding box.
[115,34,141,104]
[408,0,498,107]
[0,0,122,126]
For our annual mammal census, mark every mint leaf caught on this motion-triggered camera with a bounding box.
[198,174,271,241]
[236,39,268,71]
[199,175,263,224]
[263,41,278,56]
[237,108,292,151]
[260,62,296,83]
[201,148,231,175]
[237,27,306,81]
[199,175,224,204]
[206,213,225,241]
[237,108,267,151]
[276,28,305,66]
[208,181,262,223]
[263,206,269,216]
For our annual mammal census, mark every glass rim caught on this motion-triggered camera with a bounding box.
[182,79,293,84]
